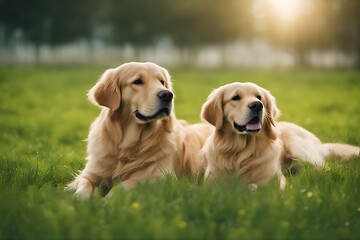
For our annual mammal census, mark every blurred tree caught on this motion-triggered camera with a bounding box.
[330,0,360,68]
[0,0,359,67]
[100,0,253,66]
[104,0,250,46]
[165,0,253,46]
[0,0,96,61]
[46,0,97,45]
[0,0,49,48]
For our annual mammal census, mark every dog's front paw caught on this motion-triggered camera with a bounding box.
[248,183,258,191]
[74,187,93,200]
[65,176,94,199]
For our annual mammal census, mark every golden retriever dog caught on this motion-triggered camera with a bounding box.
[201,82,359,189]
[67,62,212,198]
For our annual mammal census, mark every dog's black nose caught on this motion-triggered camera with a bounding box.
[248,101,263,112]
[157,90,173,103]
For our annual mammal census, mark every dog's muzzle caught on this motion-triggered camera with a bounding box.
[135,90,173,122]
[233,101,263,133]
[157,90,173,103]
[234,116,261,133]
[135,107,171,122]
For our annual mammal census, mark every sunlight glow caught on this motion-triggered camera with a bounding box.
[269,0,304,22]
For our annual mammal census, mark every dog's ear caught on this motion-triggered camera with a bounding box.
[261,88,280,140]
[88,69,121,110]
[161,67,173,92]
[201,88,224,130]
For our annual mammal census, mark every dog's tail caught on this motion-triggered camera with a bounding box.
[278,122,359,168]
[321,143,360,162]
[282,138,359,168]
[288,143,359,170]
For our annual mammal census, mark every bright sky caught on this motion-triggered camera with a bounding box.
[268,0,305,22]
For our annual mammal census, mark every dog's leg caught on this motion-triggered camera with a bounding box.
[66,162,104,199]
[248,183,258,191]
[278,172,286,191]
[203,165,220,186]
[105,176,147,197]
[66,175,95,199]
[121,179,139,190]
[120,164,164,190]
[204,166,212,180]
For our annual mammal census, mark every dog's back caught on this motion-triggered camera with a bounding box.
[173,122,213,177]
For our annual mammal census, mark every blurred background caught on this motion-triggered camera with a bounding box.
[0,0,359,69]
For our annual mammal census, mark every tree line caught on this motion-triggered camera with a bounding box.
[0,0,359,67]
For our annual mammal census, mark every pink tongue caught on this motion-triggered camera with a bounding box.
[246,122,261,130]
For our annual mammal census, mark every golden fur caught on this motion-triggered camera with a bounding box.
[201,82,359,189]
[67,62,212,198]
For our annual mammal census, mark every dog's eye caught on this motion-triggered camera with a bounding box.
[257,95,261,100]
[160,80,165,86]
[132,79,143,85]
[232,95,240,101]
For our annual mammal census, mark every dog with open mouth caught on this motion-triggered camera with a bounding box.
[67,62,212,199]
[201,82,359,189]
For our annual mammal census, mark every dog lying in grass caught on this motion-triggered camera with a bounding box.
[201,82,360,189]
[67,62,212,198]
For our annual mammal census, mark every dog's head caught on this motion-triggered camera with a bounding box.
[88,62,174,131]
[201,82,280,139]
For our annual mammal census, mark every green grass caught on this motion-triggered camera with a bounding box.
[0,66,359,240]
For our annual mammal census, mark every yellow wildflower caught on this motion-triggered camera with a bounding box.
[281,221,290,228]
[238,209,246,216]
[307,192,313,198]
[178,220,188,229]
[131,201,141,209]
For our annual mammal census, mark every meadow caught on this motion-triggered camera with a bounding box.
[0,66,359,240]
